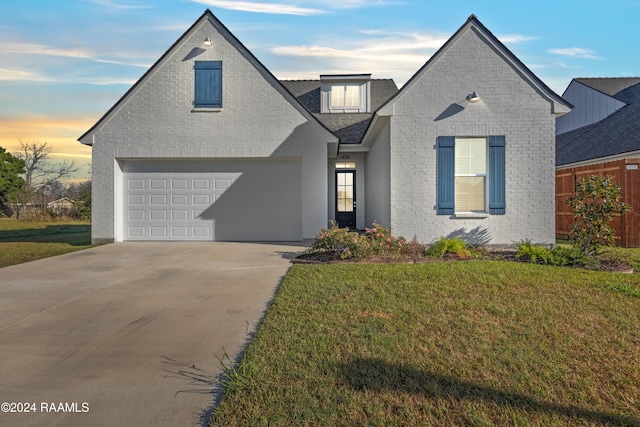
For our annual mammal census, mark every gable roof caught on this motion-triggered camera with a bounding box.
[573,77,640,98]
[556,79,640,166]
[280,79,398,143]
[79,9,337,146]
[369,14,571,124]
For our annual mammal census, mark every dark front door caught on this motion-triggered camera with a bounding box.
[335,170,356,228]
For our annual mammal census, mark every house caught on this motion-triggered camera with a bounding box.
[80,9,570,244]
[556,78,640,247]
[47,197,77,214]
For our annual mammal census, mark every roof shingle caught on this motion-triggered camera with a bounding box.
[557,79,640,166]
[280,79,398,143]
[574,77,640,98]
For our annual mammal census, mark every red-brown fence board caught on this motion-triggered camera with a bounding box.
[556,159,640,247]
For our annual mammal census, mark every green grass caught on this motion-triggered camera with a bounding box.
[601,246,640,272]
[211,262,640,426]
[0,219,93,267]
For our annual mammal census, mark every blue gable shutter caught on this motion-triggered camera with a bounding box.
[194,61,222,108]
[489,135,506,215]
[437,136,455,215]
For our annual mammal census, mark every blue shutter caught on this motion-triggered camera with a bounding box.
[194,61,222,108]
[489,135,506,215]
[437,136,455,215]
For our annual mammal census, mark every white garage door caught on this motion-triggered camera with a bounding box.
[122,159,302,241]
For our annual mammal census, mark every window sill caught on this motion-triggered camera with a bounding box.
[453,212,489,219]
[192,108,223,113]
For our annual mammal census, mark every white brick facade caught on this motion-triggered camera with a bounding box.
[81,12,568,245]
[363,19,569,245]
[82,12,336,243]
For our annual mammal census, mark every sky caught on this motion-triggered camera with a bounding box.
[1,0,638,182]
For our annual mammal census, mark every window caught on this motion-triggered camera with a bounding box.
[437,135,505,215]
[320,74,371,113]
[194,61,222,109]
[331,84,360,108]
[335,162,356,169]
[455,138,486,212]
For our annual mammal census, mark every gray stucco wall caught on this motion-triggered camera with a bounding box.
[385,27,557,245]
[85,16,332,242]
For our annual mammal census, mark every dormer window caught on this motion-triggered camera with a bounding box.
[321,74,371,113]
[331,84,361,109]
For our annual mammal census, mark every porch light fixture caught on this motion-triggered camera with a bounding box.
[203,37,212,47]
[467,91,480,103]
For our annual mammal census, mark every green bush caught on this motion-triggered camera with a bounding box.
[516,240,594,267]
[426,237,472,259]
[567,175,630,256]
[307,222,406,260]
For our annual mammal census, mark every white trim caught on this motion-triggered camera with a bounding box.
[114,159,124,242]
[191,108,223,113]
[339,145,369,153]
[557,151,640,169]
[453,212,489,219]
[320,76,371,114]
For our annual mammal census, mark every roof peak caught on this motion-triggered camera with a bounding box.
[574,77,640,99]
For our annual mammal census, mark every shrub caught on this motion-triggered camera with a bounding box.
[567,175,630,256]
[362,222,406,256]
[401,236,427,258]
[516,240,594,267]
[307,222,407,260]
[426,237,472,259]
[307,223,366,259]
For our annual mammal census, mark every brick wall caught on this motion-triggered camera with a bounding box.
[86,16,333,242]
[385,27,557,245]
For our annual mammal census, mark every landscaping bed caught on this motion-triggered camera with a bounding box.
[294,224,635,273]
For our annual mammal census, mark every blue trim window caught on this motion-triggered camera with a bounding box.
[194,61,222,108]
[437,135,506,215]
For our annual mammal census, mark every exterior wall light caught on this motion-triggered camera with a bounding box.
[467,91,480,103]
[203,37,212,47]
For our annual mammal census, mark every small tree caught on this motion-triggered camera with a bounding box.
[74,180,92,220]
[0,147,26,216]
[567,174,630,256]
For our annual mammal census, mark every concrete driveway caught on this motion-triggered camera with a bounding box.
[0,242,303,426]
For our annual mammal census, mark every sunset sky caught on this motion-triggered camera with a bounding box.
[1,0,638,181]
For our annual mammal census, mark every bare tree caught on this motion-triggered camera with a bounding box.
[14,139,80,216]
[16,139,79,193]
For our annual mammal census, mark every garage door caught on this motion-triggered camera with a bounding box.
[122,159,302,241]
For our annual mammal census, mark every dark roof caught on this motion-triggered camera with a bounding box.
[556,80,640,166]
[574,77,640,98]
[280,79,398,143]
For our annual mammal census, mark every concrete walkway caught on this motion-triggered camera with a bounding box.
[0,242,304,426]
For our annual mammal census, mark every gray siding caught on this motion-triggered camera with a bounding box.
[557,80,626,134]
[384,26,557,245]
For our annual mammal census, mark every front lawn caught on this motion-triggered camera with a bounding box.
[211,262,640,426]
[0,219,93,267]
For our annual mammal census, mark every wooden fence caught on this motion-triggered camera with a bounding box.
[556,158,640,247]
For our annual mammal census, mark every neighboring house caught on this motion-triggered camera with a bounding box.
[556,78,640,247]
[80,10,570,244]
[47,197,77,213]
